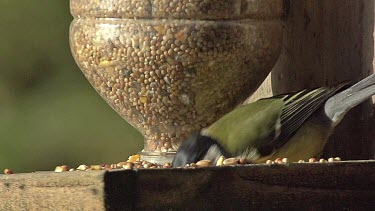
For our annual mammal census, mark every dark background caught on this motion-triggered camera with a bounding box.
[0,1,143,173]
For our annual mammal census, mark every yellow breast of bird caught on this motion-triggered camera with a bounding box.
[256,119,333,163]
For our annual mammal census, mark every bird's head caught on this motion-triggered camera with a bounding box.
[172,133,229,167]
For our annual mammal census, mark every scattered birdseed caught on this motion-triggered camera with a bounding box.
[4,168,13,175]
[143,163,152,169]
[51,156,345,173]
[189,163,197,168]
[90,165,103,170]
[70,1,283,154]
[127,154,140,162]
[110,164,118,169]
[117,161,128,167]
[216,156,225,166]
[196,160,211,167]
[102,164,110,170]
[223,158,239,166]
[62,165,71,171]
[163,162,172,168]
[77,164,89,171]
[275,158,284,164]
[54,165,71,173]
[309,158,317,163]
[54,166,63,173]
[124,162,135,170]
[266,160,274,164]
[266,157,344,164]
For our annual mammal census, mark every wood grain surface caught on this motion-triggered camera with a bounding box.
[1,161,374,210]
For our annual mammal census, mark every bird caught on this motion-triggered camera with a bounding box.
[172,74,375,167]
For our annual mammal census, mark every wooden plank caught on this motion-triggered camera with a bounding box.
[0,171,106,210]
[136,160,375,210]
[1,161,375,210]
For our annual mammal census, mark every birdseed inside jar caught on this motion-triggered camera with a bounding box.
[70,0,283,154]
[70,0,283,20]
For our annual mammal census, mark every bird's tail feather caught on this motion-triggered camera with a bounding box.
[349,74,375,92]
[324,74,375,125]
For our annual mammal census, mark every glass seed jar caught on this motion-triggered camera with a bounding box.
[70,0,283,163]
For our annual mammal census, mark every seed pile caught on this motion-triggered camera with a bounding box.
[54,162,172,172]
[0,156,343,174]
[51,156,343,172]
[71,17,282,153]
[265,157,342,165]
[54,155,172,172]
[70,0,283,20]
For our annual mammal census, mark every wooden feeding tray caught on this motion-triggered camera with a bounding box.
[1,160,374,210]
[1,1,375,210]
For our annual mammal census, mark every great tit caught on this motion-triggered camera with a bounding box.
[172,74,375,167]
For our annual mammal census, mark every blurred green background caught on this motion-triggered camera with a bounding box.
[0,1,143,173]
